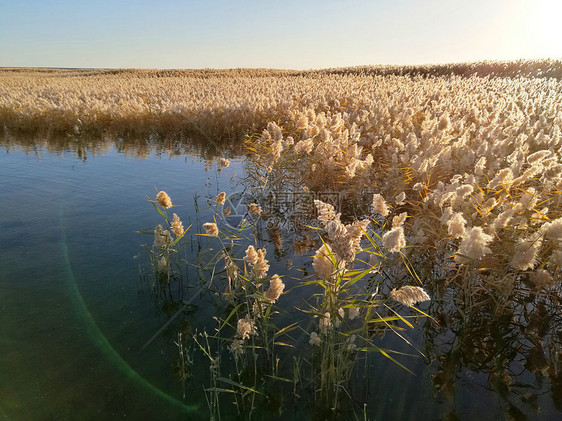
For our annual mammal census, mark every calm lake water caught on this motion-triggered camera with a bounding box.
[1,135,561,420]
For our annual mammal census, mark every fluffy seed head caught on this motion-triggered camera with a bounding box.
[219,158,230,170]
[248,203,262,215]
[237,315,256,340]
[511,232,542,270]
[348,307,360,320]
[447,212,467,239]
[382,226,406,253]
[541,218,562,242]
[244,245,259,265]
[229,339,244,358]
[171,213,184,237]
[309,332,321,346]
[153,224,173,247]
[216,192,226,205]
[392,212,408,228]
[319,312,331,334]
[390,286,430,307]
[372,194,389,217]
[312,244,336,278]
[156,191,172,209]
[203,222,219,237]
[264,275,285,302]
[455,226,493,264]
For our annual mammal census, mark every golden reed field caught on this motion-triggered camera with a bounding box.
[1,60,562,283]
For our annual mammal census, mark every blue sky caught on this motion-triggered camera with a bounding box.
[0,0,560,69]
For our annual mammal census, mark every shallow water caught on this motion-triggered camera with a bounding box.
[0,137,234,419]
[1,135,561,420]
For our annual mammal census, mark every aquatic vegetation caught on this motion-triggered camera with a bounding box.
[140,190,191,291]
[215,192,226,205]
[237,62,562,415]
[170,213,184,237]
[246,68,562,288]
[141,187,430,418]
[390,285,431,307]
[202,222,219,237]
[4,65,562,283]
[156,191,173,209]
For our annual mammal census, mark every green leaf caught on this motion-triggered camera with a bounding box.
[273,322,299,338]
[150,200,169,223]
[356,346,414,374]
[218,303,245,332]
[273,341,294,348]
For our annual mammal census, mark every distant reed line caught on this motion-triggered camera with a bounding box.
[1,59,561,140]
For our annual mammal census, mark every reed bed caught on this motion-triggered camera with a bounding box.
[1,59,560,141]
[248,68,562,286]
[5,59,562,417]
[142,188,431,419]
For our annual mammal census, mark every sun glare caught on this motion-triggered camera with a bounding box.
[515,0,562,59]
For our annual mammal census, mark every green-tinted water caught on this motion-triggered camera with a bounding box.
[0,137,230,419]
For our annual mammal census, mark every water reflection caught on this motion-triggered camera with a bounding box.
[424,269,562,418]
[0,129,244,162]
[0,133,241,420]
